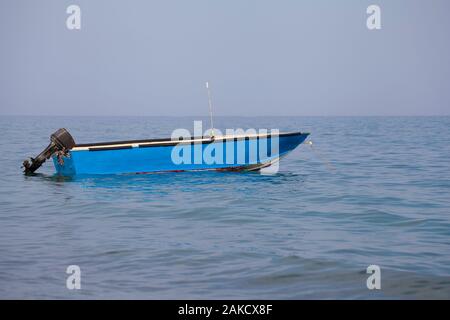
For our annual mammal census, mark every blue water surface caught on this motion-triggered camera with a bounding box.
[0,116,449,299]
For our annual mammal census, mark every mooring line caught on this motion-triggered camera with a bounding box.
[305,141,336,172]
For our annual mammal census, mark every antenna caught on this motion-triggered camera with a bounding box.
[206,81,215,137]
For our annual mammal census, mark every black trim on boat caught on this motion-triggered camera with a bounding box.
[83,132,309,152]
[137,142,179,149]
[77,137,169,148]
[89,145,133,151]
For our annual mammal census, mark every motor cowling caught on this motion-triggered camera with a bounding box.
[22,128,76,174]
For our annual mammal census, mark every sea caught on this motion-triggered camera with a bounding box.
[0,116,449,299]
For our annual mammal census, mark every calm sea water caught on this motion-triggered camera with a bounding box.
[0,116,449,299]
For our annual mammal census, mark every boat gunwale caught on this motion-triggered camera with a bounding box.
[72,131,309,152]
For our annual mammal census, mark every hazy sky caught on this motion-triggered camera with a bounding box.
[1,0,449,116]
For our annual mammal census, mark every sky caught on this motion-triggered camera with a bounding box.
[0,0,449,116]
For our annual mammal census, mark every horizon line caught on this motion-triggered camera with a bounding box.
[1,114,449,118]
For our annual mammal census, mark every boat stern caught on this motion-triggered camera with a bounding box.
[52,152,76,175]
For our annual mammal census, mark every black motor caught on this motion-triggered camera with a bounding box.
[22,128,76,174]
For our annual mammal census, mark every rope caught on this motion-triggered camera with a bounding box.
[305,141,336,172]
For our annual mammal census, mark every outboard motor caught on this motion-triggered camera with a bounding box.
[22,128,76,174]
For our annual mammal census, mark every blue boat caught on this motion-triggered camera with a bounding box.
[23,128,309,175]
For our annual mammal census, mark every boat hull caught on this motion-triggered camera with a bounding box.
[52,132,309,175]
